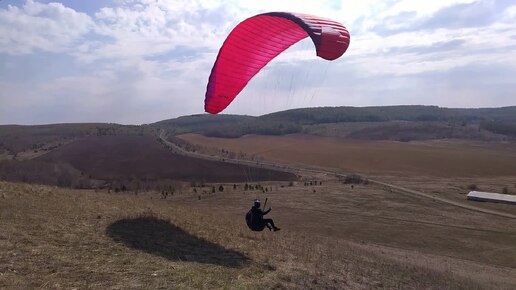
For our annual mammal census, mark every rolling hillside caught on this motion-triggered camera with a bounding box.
[0,135,296,189]
[1,105,515,188]
[38,135,296,184]
[2,106,515,157]
[154,105,516,140]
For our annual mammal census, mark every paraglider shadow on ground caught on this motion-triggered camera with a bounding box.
[106,216,250,268]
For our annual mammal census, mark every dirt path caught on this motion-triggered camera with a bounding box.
[161,131,516,220]
[159,130,302,175]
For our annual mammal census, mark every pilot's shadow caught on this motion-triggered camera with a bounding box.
[106,216,249,268]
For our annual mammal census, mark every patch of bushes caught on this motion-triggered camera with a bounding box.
[343,174,364,184]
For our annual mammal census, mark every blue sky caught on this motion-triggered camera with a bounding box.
[0,0,515,124]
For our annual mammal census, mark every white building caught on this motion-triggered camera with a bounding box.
[467,191,516,205]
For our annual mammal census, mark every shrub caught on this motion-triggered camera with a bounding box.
[344,174,363,184]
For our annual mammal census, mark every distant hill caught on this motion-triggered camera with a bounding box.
[2,106,516,156]
[0,123,297,188]
[262,105,516,123]
[154,105,516,140]
[38,135,296,183]
[1,105,515,188]
[0,123,154,155]
[153,114,256,137]
[0,135,296,189]
[153,113,301,138]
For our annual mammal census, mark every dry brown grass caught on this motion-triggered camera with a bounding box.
[178,132,516,217]
[178,134,516,177]
[373,175,516,216]
[1,181,515,289]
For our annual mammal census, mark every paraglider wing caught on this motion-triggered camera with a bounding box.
[204,12,350,114]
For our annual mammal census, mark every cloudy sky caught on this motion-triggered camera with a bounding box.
[0,0,515,125]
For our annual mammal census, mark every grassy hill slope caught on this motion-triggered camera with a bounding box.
[3,181,515,289]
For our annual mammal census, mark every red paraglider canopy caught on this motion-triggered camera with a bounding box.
[204,12,351,114]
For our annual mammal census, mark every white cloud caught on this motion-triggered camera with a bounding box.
[0,0,515,124]
[383,0,477,18]
[78,0,238,61]
[0,0,93,54]
[506,5,516,18]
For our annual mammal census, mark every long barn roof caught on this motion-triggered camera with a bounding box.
[467,191,516,205]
